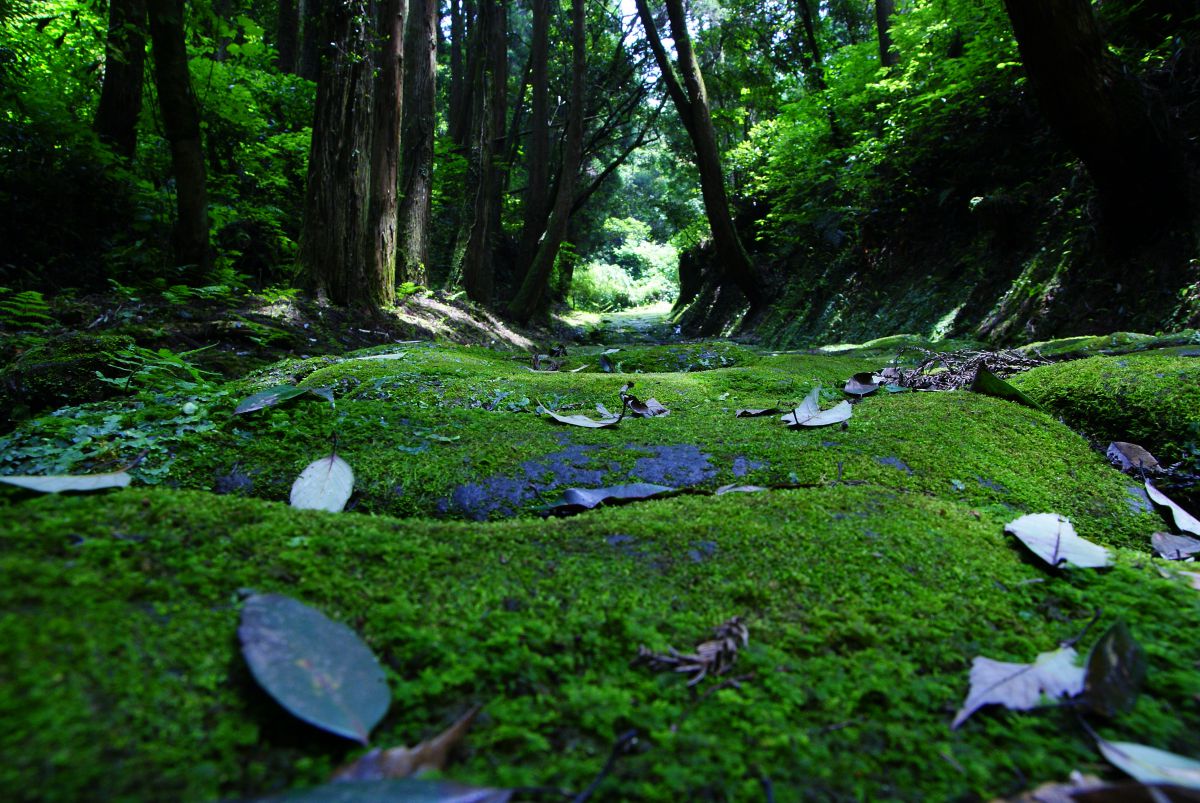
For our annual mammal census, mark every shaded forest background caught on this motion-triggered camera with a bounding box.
[1,0,1198,347]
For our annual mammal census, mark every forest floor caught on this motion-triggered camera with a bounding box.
[2,307,1200,801]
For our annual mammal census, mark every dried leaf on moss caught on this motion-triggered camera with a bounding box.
[952,646,1085,729]
[1145,482,1200,536]
[1084,621,1145,718]
[1107,442,1161,474]
[1005,513,1111,569]
[332,706,481,782]
[0,471,131,493]
[735,407,780,417]
[1097,738,1200,789]
[634,617,749,687]
[1152,532,1200,560]
[715,484,766,495]
[235,385,309,414]
[550,483,674,514]
[781,388,852,428]
[291,454,354,513]
[844,372,880,397]
[540,406,621,429]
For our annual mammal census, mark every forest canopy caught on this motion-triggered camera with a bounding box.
[0,0,1197,339]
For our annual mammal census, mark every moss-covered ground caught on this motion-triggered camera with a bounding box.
[2,333,1200,801]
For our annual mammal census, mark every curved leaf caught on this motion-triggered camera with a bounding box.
[239,594,390,744]
[1146,482,1200,537]
[1005,513,1111,568]
[1098,739,1200,789]
[291,455,354,513]
[781,388,853,427]
[844,372,880,397]
[0,471,131,493]
[1084,621,1146,717]
[235,385,309,414]
[952,646,1084,728]
[551,483,674,514]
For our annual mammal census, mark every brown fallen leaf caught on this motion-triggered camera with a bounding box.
[634,617,748,687]
[332,706,481,782]
[1107,442,1161,474]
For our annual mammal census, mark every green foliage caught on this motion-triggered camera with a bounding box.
[572,217,679,311]
[0,288,53,330]
[96,344,219,394]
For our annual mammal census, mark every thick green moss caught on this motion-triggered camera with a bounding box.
[1016,330,1200,360]
[2,486,1198,802]
[0,332,135,426]
[1010,352,1200,461]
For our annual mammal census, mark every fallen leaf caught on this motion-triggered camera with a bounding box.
[308,387,337,406]
[550,483,674,514]
[235,385,309,414]
[844,372,880,397]
[1097,738,1200,789]
[991,772,1106,803]
[291,454,355,513]
[971,367,1044,410]
[1073,782,1200,802]
[1152,532,1200,560]
[1145,482,1200,536]
[0,471,131,493]
[1084,621,1145,717]
[715,484,767,495]
[952,646,1085,728]
[781,388,853,428]
[599,354,615,372]
[634,617,749,686]
[620,386,669,417]
[569,364,589,372]
[735,407,781,417]
[354,351,408,361]
[528,354,560,372]
[1107,442,1161,473]
[1005,513,1112,569]
[239,594,390,744]
[540,406,621,428]
[267,778,512,802]
[333,706,481,782]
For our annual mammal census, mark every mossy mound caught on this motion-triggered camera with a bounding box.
[0,332,134,427]
[1,343,1158,536]
[1010,352,1200,461]
[1016,330,1200,360]
[2,486,1198,802]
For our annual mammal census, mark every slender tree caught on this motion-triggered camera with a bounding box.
[508,0,585,321]
[874,0,898,69]
[514,0,550,279]
[397,0,438,285]
[146,0,209,275]
[95,0,147,160]
[635,0,763,309]
[1003,0,1190,235]
[366,0,405,304]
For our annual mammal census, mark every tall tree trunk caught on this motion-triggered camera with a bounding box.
[95,0,147,160]
[460,0,502,304]
[636,0,763,309]
[486,0,508,255]
[507,0,584,322]
[397,0,438,286]
[874,0,899,69]
[450,0,479,146]
[449,0,465,147]
[146,0,209,276]
[298,0,321,81]
[1003,0,1190,236]
[299,1,382,307]
[514,0,550,280]
[366,0,406,306]
[275,0,299,74]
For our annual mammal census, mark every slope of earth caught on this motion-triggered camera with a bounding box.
[2,333,1199,802]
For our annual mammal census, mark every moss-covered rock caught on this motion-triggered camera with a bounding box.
[2,486,1198,802]
[1010,352,1200,461]
[0,332,134,427]
[1014,330,1200,360]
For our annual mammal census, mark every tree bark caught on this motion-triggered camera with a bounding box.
[275,0,299,74]
[486,0,508,246]
[95,0,147,160]
[450,0,464,136]
[514,0,550,280]
[1003,0,1190,236]
[795,0,825,91]
[146,0,209,276]
[507,0,584,322]
[874,0,899,68]
[397,0,438,286]
[636,0,763,309]
[299,1,383,307]
[366,0,406,306]
[460,0,500,304]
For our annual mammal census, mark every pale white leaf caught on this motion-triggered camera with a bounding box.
[1146,482,1200,536]
[0,471,131,493]
[781,388,853,428]
[952,646,1085,728]
[542,408,620,429]
[290,455,354,513]
[1005,513,1111,568]
[1097,738,1200,788]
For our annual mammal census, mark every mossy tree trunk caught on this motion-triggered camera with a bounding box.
[95,0,147,160]
[1003,0,1191,239]
[147,0,210,278]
